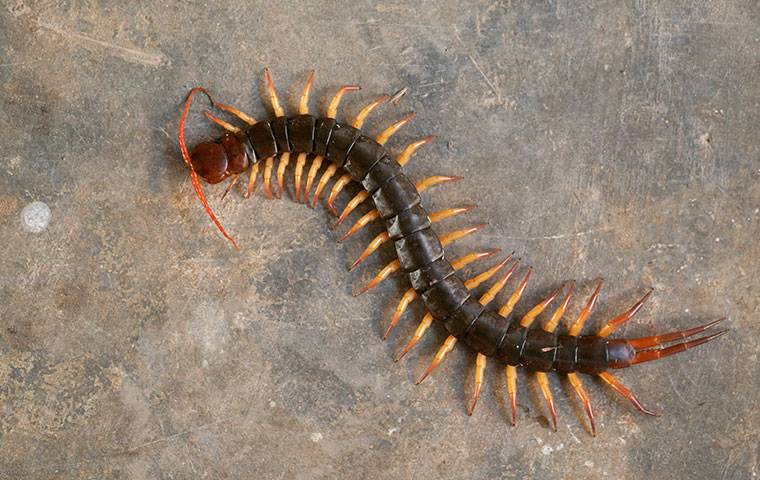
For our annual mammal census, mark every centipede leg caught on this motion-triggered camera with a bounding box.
[627,317,725,350]
[294,153,307,202]
[598,371,659,416]
[536,372,558,431]
[203,111,241,133]
[394,253,506,358]
[245,163,259,199]
[567,372,596,436]
[339,210,380,243]
[327,174,352,215]
[220,174,240,200]
[376,113,416,146]
[568,279,604,336]
[384,249,500,340]
[304,156,324,205]
[312,163,338,207]
[468,353,487,416]
[396,136,436,167]
[597,289,653,337]
[351,95,389,129]
[353,223,488,288]
[630,329,727,365]
[276,153,290,199]
[416,335,457,385]
[505,365,518,426]
[335,191,369,226]
[262,157,274,199]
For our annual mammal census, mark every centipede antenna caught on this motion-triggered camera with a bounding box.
[304,156,324,203]
[299,70,315,115]
[519,285,564,328]
[598,371,659,416]
[468,353,487,415]
[214,102,256,125]
[220,174,240,201]
[353,259,400,296]
[263,68,285,117]
[395,313,433,362]
[339,209,380,242]
[335,191,369,226]
[327,85,361,119]
[630,329,727,365]
[505,365,518,426]
[327,174,352,215]
[245,163,259,199]
[178,87,237,248]
[543,282,575,333]
[352,95,389,129]
[597,289,653,337]
[396,135,436,167]
[312,163,338,207]
[376,112,416,146]
[416,334,457,384]
[385,249,500,340]
[428,204,476,223]
[568,279,604,336]
[567,372,596,436]
[263,157,274,199]
[415,175,464,193]
[349,231,389,271]
[536,372,558,431]
[276,152,290,199]
[294,153,307,202]
[497,267,532,318]
[203,111,241,133]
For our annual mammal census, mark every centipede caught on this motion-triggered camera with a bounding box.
[177,69,727,436]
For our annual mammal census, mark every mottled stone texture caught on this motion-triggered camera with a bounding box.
[1,1,758,479]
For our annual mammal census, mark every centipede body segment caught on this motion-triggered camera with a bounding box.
[177,69,727,436]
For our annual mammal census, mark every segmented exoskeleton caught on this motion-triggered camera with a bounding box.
[177,69,726,436]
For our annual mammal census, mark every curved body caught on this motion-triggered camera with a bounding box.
[178,71,726,435]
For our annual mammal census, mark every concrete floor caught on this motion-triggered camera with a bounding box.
[1,1,759,478]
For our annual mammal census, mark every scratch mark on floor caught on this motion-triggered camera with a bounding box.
[36,21,167,67]
[453,27,502,104]
[493,227,617,241]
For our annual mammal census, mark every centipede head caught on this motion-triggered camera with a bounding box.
[190,132,249,184]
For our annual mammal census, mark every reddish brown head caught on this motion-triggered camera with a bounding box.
[190,132,249,184]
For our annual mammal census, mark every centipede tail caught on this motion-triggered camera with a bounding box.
[178,69,728,436]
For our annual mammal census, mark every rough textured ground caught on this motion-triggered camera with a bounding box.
[1,1,758,479]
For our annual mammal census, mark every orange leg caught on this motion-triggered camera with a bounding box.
[396,136,436,167]
[497,268,532,318]
[351,95,389,129]
[293,153,307,202]
[276,153,290,199]
[598,371,659,416]
[519,285,564,328]
[335,191,369,226]
[468,353,487,416]
[542,282,575,333]
[376,113,416,146]
[312,163,338,208]
[262,157,274,199]
[567,372,596,436]
[298,70,315,115]
[630,329,727,365]
[597,289,653,337]
[203,111,241,132]
[339,210,380,243]
[263,68,285,117]
[505,365,518,426]
[220,174,240,201]
[536,372,558,431]
[627,317,725,350]
[327,174,352,215]
[384,249,500,340]
[245,163,259,199]
[568,279,604,336]
[304,156,324,203]
[416,334,457,384]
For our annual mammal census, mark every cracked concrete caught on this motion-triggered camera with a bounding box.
[1,1,758,479]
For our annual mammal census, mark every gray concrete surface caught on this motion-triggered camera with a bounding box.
[1,1,759,478]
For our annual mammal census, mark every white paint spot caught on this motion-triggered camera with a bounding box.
[387,427,398,436]
[541,443,563,455]
[310,432,323,443]
[269,400,276,408]
[21,201,50,232]
[585,460,594,468]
